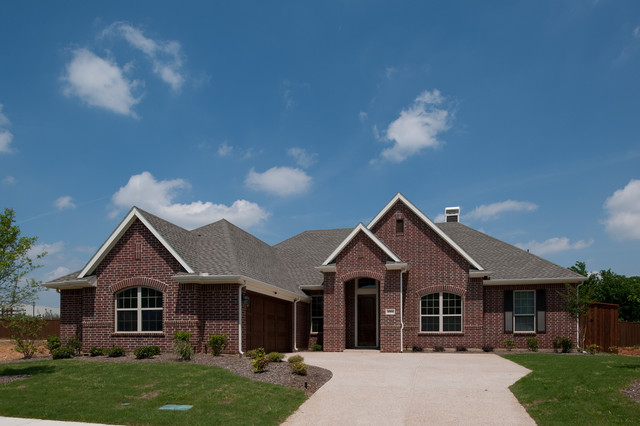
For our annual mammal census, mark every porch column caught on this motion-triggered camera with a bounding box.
[323,272,346,352]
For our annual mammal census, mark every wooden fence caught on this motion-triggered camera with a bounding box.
[0,320,60,339]
[585,303,640,349]
[619,321,640,347]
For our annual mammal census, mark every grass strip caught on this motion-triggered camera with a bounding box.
[504,353,640,425]
[0,360,306,425]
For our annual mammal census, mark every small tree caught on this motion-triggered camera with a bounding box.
[559,262,597,350]
[8,314,45,359]
[0,208,46,316]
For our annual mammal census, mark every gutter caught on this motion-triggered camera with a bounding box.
[483,277,587,286]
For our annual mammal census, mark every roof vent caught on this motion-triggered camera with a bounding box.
[445,207,460,223]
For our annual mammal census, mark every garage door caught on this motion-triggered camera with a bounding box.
[246,291,292,353]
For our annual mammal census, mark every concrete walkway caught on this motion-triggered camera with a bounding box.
[0,418,110,425]
[284,351,535,425]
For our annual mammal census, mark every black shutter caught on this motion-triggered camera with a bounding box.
[504,290,513,333]
[536,289,546,334]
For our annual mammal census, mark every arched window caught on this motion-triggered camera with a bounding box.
[420,292,462,333]
[115,287,163,332]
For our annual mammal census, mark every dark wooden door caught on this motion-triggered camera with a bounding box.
[246,292,292,353]
[357,294,377,347]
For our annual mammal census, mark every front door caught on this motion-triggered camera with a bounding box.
[357,294,377,347]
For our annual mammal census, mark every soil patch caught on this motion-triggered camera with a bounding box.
[618,347,640,357]
[0,339,47,362]
[622,379,640,403]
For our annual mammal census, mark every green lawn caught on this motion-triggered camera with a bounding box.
[504,353,640,425]
[0,360,306,425]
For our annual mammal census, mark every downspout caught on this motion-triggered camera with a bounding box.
[400,270,404,353]
[293,299,298,351]
[238,282,247,355]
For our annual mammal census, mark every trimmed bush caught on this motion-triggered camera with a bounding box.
[173,331,192,343]
[107,346,125,357]
[290,361,307,376]
[65,333,83,356]
[247,348,265,360]
[134,345,161,359]
[560,337,573,353]
[412,345,423,352]
[482,345,494,352]
[502,339,516,351]
[267,352,285,362]
[587,344,599,355]
[51,347,74,360]
[433,346,445,352]
[89,346,106,357]
[208,334,228,356]
[455,346,468,352]
[310,344,322,351]
[251,356,270,373]
[46,335,61,354]
[526,337,539,352]
[287,355,304,363]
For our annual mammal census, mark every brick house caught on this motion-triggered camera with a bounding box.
[44,193,585,353]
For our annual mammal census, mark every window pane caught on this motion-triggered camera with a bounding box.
[514,292,534,315]
[358,278,376,288]
[117,310,137,332]
[514,316,535,332]
[142,288,162,308]
[117,288,137,309]
[421,316,439,332]
[142,309,162,332]
[443,316,462,332]
[312,296,324,317]
[421,294,439,315]
[442,293,461,315]
[311,318,323,333]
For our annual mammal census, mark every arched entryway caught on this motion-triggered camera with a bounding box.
[354,277,379,348]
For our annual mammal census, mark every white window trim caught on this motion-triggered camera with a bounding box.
[513,290,536,333]
[355,278,379,348]
[310,295,323,334]
[114,287,163,333]
[420,292,463,333]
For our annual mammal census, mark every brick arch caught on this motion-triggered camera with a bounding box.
[338,269,385,284]
[415,285,466,299]
[109,277,168,294]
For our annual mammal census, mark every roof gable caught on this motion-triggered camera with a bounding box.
[78,207,194,278]
[368,193,484,271]
[321,223,401,266]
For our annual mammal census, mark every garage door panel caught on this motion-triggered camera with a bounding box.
[246,291,292,353]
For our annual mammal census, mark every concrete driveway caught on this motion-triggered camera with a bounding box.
[283,351,534,425]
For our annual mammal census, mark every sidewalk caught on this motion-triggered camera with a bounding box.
[0,417,113,426]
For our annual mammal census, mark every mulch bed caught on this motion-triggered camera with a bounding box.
[0,352,332,395]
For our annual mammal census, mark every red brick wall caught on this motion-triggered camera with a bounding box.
[65,219,242,353]
[484,284,576,349]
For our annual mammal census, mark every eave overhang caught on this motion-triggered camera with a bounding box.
[42,277,96,290]
[482,277,587,286]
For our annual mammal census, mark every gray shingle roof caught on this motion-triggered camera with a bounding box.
[435,222,584,281]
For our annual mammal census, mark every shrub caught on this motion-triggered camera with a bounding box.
[7,314,45,359]
[553,336,562,353]
[173,331,192,343]
[290,361,307,376]
[587,344,599,355]
[65,333,83,356]
[46,335,61,354]
[412,345,423,352]
[267,352,285,362]
[455,346,467,352]
[246,348,265,360]
[134,345,161,359]
[107,346,125,357]
[208,334,228,356]
[526,337,539,352]
[51,347,74,360]
[502,339,516,351]
[609,346,619,354]
[89,346,105,357]
[482,345,494,352]
[560,337,573,353]
[288,354,304,363]
[433,346,445,352]
[310,344,322,351]
[173,331,193,361]
[251,356,270,373]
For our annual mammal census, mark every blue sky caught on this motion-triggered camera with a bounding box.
[2,1,639,308]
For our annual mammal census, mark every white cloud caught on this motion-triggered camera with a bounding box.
[359,111,368,122]
[46,266,72,281]
[0,104,13,153]
[28,241,65,258]
[245,166,312,197]
[62,48,141,116]
[603,179,640,240]
[380,89,451,162]
[103,22,185,91]
[433,213,446,223]
[465,200,538,222]
[516,238,594,256]
[111,171,269,229]
[54,196,76,210]
[218,142,233,157]
[288,147,317,168]
[634,26,640,38]
[2,176,15,185]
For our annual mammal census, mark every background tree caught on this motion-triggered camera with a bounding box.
[0,208,45,317]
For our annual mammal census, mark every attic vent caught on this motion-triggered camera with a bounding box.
[445,207,460,223]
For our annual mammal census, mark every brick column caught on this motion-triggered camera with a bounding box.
[323,272,345,352]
